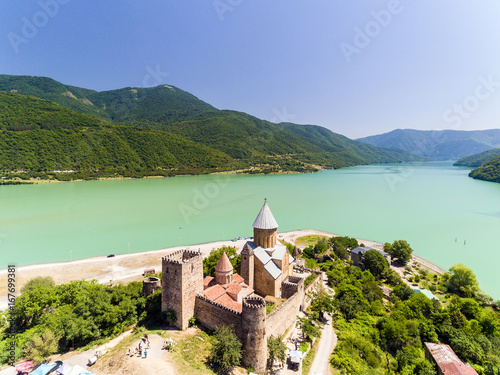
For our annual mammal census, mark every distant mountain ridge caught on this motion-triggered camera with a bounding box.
[0,74,417,179]
[454,148,500,168]
[357,129,500,160]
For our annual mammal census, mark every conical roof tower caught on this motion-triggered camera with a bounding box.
[215,252,233,284]
[253,200,278,248]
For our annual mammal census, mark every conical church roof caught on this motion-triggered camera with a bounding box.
[215,252,233,273]
[252,201,279,229]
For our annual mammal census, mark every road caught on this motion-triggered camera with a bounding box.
[308,274,338,375]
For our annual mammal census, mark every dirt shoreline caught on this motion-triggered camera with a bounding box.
[0,229,445,310]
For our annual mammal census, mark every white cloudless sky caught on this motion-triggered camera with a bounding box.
[2,0,500,138]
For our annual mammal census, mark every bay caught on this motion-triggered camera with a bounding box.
[1,161,499,298]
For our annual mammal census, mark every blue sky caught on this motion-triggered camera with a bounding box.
[2,1,500,138]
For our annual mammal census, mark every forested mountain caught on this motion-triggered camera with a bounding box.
[454,148,500,167]
[468,156,500,183]
[357,129,500,160]
[0,92,233,180]
[0,74,417,180]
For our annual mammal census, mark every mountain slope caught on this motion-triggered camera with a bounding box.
[0,74,110,121]
[0,74,416,171]
[468,156,500,183]
[357,129,500,160]
[454,148,500,167]
[0,92,233,179]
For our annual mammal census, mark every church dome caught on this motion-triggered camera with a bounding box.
[215,252,233,273]
[252,201,279,230]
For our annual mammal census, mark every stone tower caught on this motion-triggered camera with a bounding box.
[241,296,267,374]
[252,200,278,249]
[162,250,203,330]
[240,244,254,289]
[215,252,233,284]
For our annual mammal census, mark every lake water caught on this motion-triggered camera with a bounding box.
[1,162,499,298]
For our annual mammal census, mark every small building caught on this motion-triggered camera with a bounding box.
[414,288,438,300]
[350,247,391,270]
[424,342,478,375]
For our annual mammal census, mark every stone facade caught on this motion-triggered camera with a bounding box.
[161,250,203,330]
[253,227,277,249]
[142,276,161,297]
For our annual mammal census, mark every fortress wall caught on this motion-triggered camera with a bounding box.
[194,295,243,338]
[266,290,302,339]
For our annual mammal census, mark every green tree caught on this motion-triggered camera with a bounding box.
[267,335,287,369]
[203,246,240,277]
[387,240,413,263]
[447,264,480,297]
[297,317,321,341]
[363,250,389,279]
[309,289,336,317]
[209,325,242,373]
[21,276,55,294]
[334,285,370,320]
[25,329,60,364]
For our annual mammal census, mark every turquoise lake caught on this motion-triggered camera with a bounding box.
[0,162,499,298]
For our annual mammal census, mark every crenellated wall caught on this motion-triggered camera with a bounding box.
[265,276,305,339]
[194,295,243,338]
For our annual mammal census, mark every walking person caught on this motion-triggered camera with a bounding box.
[144,349,147,358]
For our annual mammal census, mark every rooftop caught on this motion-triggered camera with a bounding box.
[252,201,279,229]
[215,251,233,273]
[425,343,478,375]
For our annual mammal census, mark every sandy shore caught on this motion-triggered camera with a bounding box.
[0,229,445,310]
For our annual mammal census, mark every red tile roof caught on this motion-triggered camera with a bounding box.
[203,276,215,289]
[215,252,233,273]
[425,343,478,375]
[203,285,226,301]
[214,293,242,313]
[232,273,244,284]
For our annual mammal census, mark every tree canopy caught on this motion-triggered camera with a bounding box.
[385,240,413,263]
[209,325,242,373]
[363,249,390,279]
[447,264,480,298]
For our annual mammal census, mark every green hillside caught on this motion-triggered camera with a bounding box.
[468,156,500,183]
[281,123,418,165]
[454,148,500,167]
[0,92,233,181]
[0,74,416,177]
[0,74,110,121]
[357,129,500,160]
[84,84,216,124]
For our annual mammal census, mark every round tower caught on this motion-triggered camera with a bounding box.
[252,200,278,249]
[142,276,161,297]
[215,251,233,284]
[241,296,267,374]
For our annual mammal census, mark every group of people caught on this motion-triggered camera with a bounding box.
[126,333,150,358]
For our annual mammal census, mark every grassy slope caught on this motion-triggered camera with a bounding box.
[0,92,232,175]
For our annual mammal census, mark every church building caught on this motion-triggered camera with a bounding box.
[240,200,294,297]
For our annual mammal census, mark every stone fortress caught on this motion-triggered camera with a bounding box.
[161,200,321,373]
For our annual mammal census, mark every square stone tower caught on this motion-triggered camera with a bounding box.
[162,250,203,329]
